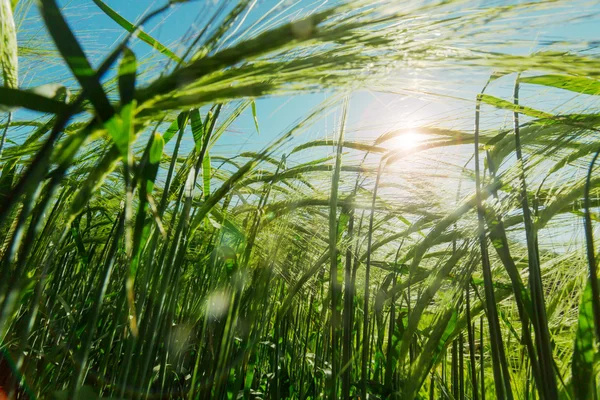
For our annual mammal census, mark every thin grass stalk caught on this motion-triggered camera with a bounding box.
[342,203,355,400]
[406,282,412,368]
[452,338,459,398]
[475,88,512,399]
[442,349,446,387]
[0,112,11,162]
[70,212,124,398]
[484,160,543,393]
[368,312,376,376]
[583,148,600,342]
[480,316,486,400]
[466,287,479,400]
[158,113,188,215]
[300,289,315,399]
[352,210,365,364]
[329,101,348,399]
[460,328,465,400]
[384,272,397,391]
[274,278,291,399]
[362,160,383,399]
[512,77,558,399]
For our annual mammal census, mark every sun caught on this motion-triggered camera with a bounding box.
[390,130,425,151]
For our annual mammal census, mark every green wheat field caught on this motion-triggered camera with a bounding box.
[1,0,600,398]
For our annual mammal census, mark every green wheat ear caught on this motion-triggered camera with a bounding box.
[1,0,18,90]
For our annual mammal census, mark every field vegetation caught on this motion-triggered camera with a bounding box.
[1,0,600,399]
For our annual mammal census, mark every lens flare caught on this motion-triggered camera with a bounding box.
[390,130,425,151]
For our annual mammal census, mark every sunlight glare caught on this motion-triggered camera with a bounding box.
[390,130,425,151]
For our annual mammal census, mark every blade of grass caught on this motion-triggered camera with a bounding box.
[512,77,558,399]
[475,83,513,400]
[583,149,600,342]
[520,74,600,96]
[362,160,383,399]
[38,0,114,122]
[0,86,70,114]
[466,286,479,400]
[328,100,348,399]
[91,0,180,62]
[571,279,596,400]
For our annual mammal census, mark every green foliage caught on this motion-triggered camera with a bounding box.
[0,1,599,400]
[520,74,600,96]
[572,279,597,400]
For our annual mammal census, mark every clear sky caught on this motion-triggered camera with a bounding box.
[12,1,343,161]
[10,0,600,171]
[12,1,600,153]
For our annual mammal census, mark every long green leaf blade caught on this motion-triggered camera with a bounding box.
[91,0,180,62]
[118,47,136,106]
[38,0,114,121]
[572,279,596,400]
[520,74,600,96]
[0,86,69,114]
[479,93,552,120]
[202,152,210,199]
[190,108,204,152]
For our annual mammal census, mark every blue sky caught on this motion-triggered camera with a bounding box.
[11,0,600,166]
[15,1,342,158]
